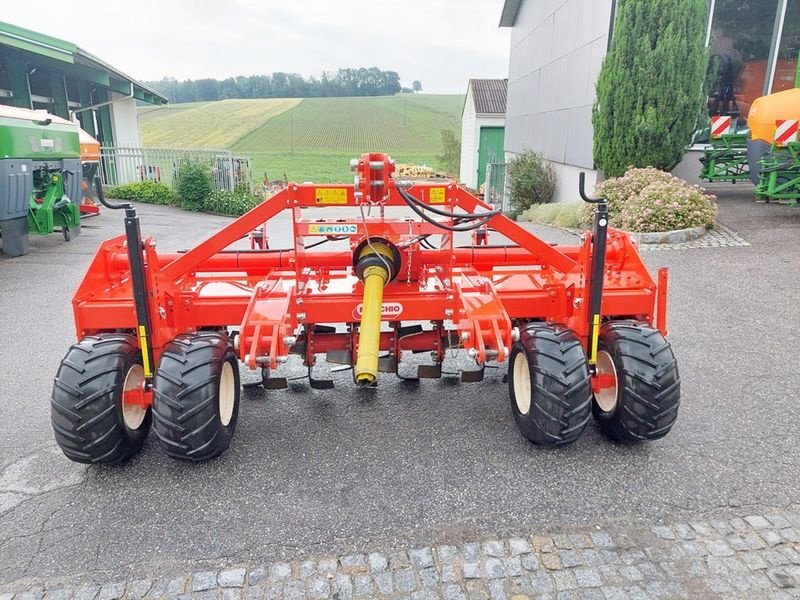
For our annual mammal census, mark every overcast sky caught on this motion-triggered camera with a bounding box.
[4,0,510,94]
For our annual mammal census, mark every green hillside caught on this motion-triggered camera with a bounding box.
[138,95,464,183]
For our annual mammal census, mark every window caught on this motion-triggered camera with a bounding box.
[707,0,780,127]
[772,0,800,93]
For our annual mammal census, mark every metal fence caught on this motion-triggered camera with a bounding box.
[99,146,253,192]
[484,162,508,212]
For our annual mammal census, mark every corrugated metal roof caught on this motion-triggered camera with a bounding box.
[470,79,507,115]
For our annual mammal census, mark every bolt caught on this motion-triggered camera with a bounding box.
[467,348,477,358]
[277,356,288,364]
[511,327,520,342]
[461,331,470,342]
[297,312,306,321]
[574,298,583,308]
[149,239,157,248]
[283,336,297,346]
[297,297,303,305]
[158,306,166,319]
[444,309,453,318]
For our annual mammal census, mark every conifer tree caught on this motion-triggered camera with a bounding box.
[593,0,709,177]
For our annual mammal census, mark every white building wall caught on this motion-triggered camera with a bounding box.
[505,0,613,202]
[109,94,142,146]
[460,86,477,186]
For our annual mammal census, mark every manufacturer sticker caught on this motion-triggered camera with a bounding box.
[429,188,446,204]
[40,138,55,148]
[352,302,404,320]
[315,188,348,204]
[307,223,358,235]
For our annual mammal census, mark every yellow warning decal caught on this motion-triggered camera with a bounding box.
[315,188,348,204]
[138,325,152,377]
[589,314,601,365]
[429,188,446,204]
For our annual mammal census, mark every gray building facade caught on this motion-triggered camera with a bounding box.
[500,0,800,201]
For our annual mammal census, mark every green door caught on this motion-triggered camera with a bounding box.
[477,126,505,188]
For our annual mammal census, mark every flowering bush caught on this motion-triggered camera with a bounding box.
[581,167,717,232]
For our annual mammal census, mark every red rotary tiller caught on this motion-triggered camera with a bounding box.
[51,153,680,464]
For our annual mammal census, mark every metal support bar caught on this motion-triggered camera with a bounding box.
[579,172,608,368]
[124,208,156,381]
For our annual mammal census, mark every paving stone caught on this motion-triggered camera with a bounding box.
[559,550,582,568]
[0,594,15,600]
[598,550,622,565]
[529,574,555,593]
[746,515,773,530]
[568,535,593,550]
[437,546,460,564]
[410,548,436,569]
[462,543,481,562]
[552,535,573,550]
[16,594,45,600]
[486,580,507,600]
[679,541,707,558]
[578,550,602,567]
[223,589,244,600]
[412,591,441,600]
[420,567,439,588]
[373,572,393,595]
[532,536,556,553]
[443,585,467,600]
[672,524,695,540]
[572,568,601,588]
[318,558,338,575]
[730,517,750,532]
[762,530,784,547]
[98,582,126,600]
[686,560,707,578]
[72,588,99,600]
[246,585,266,600]
[218,568,247,588]
[284,581,304,600]
[618,566,643,582]
[781,529,800,543]
[652,525,675,540]
[707,578,732,594]
[271,563,292,582]
[485,558,506,580]
[339,553,367,574]
[395,569,417,593]
[464,562,482,579]
[250,566,270,586]
[44,591,70,600]
[599,587,626,600]
[464,580,489,600]
[308,577,330,599]
[767,569,796,589]
[763,549,791,566]
[507,576,534,596]
[508,538,531,556]
[768,515,793,529]
[619,550,645,566]
[482,541,505,558]
[689,522,713,536]
[541,554,561,571]
[127,580,152,599]
[441,565,458,584]
[353,574,373,597]
[705,538,735,557]
[502,557,522,577]
[577,590,605,600]
[521,553,541,571]
[710,520,734,536]
[551,571,577,592]
[589,532,613,548]
[366,552,388,573]
[778,545,800,564]
[192,572,218,592]
[332,573,353,599]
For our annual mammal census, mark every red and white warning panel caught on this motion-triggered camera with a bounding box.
[710,115,733,139]
[774,119,799,146]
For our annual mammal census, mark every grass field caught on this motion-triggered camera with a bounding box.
[138,95,463,182]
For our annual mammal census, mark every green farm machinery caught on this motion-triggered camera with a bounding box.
[754,142,800,205]
[0,105,94,257]
[699,131,750,183]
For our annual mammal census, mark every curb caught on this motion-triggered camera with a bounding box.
[626,226,708,245]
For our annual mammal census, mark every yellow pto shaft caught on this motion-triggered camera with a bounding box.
[353,240,396,386]
[354,264,389,385]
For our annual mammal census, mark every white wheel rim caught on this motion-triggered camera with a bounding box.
[122,364,147,430]
[219,361,235,427]
[595,350,619,412]
[513,352,532,415]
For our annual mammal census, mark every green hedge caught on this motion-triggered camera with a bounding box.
[203,189,262,216]
[105,181,177,205]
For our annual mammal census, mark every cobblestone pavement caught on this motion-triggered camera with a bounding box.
[639,224,750,251]
[3,509,800,599]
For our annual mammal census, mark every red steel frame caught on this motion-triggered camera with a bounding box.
[73,179,668,385]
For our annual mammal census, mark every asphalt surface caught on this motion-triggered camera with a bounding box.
[1,188,799,587]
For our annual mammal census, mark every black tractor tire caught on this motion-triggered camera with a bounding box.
[508,323,592,446]
[592,321,680,442]
[152,332,240,461]
[51,334,152,464]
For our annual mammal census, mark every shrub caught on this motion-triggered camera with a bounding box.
[104,181,177,205]
[580,167,717,232]
[176,160,213,210]
[592,0,709,177]
[520,202,582,229]
[203,189,262,216]
[506,150,557,211]
[437,130,461,175]
[620,180,717,232]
